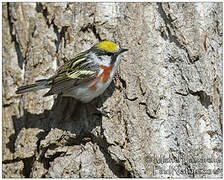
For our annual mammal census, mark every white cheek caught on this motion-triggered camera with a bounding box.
[100,56,111,66]
[89,52,111,66]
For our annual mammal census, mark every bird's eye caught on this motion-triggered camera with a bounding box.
[105,51,114,56]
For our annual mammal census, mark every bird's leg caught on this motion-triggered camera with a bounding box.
[95,106,109,117]
[89,100,109,117]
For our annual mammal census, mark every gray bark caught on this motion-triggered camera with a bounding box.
[2,2,223,178]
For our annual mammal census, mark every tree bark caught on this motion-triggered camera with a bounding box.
[2,2,223,178]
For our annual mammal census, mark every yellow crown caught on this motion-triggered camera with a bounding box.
[96,41,117,51]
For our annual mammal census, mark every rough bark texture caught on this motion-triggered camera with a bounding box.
[2,2,223,178]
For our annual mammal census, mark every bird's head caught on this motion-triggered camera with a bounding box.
[91,41,128,65]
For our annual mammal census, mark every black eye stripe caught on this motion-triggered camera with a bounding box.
[97,50,114,56]
[105,51,114,56]
[91,46,116,56]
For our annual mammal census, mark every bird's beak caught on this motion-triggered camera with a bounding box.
[119,48,128,54]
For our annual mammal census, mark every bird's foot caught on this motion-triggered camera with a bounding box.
[95,106,110,117]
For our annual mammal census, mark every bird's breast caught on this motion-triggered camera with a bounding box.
[88,65,114,91]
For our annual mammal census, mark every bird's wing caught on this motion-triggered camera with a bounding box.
[44,51,99,96]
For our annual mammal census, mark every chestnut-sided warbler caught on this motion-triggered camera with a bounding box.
[16,41,128,103]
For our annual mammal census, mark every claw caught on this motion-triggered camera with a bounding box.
[96,106,109,117]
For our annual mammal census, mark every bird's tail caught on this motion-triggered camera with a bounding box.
[16,79,52,94]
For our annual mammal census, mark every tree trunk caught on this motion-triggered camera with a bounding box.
[2,2,223,178]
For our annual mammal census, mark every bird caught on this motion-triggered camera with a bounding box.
[16,41,128,104]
